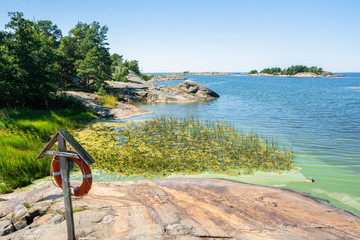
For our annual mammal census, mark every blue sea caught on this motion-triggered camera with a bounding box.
[127,73,360,214]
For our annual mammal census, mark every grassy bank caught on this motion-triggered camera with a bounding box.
[74,117,295,178]
[0,106,97,193]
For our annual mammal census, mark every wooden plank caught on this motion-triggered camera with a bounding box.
[58,135,75,240]
[44,151,80,159]
[36,132,59,159]
[58,128,95,165]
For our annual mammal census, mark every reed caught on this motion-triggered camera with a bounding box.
[0,108,97,193]
[74,117,295,178]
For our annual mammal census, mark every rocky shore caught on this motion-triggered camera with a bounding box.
[65,91,152,119]
[147,74,188,82]
[1,178,359,239]
[248,72,345,77]
[106,71,219,103]
[65,71,219,118]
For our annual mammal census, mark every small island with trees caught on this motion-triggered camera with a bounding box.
[248,65,344,77]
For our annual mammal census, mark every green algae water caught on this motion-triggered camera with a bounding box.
[124,73,360,215]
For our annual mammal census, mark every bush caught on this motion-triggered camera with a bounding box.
[100,94,117,107]
[140,74,151,81]
[117,94,124,101]
[96,86,107,96]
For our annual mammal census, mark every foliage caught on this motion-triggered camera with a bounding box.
[96,86,107,96]
[110,53,123,73]
[248,70,258,74]
[140,74,151,81]
[116,94,124,101]
[256,65,324,76]
[0,104,97,193]
[125,60,141,75]
[97,94,117,107]
[74,118,294,178]
[285,65,323,75]
[0,12,62,108]
[111,54,142,81]
[260,67,282,75]
[61,22,112,89]
[113,65,129,82]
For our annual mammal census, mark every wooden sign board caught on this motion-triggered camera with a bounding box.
[36,128,95,165]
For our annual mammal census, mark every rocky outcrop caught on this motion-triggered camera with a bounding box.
[148,74,187,82]
[1,178,359,239]
[293,72,344,77]
[248,72,345,77]
[66,72,219,117]
[65,91,152,118]
[178,80,220,98]
[106,72,220,103]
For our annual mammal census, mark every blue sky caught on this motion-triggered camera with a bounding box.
[1,0,359,72]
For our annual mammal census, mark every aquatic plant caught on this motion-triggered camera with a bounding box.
[74,117,294,178]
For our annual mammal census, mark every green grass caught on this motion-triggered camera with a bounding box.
[74,117,295,178]
[0,106,97,193]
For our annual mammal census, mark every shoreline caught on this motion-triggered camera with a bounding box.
[65,91,153,119]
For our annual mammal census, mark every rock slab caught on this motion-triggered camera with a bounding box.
[1,178,359,239]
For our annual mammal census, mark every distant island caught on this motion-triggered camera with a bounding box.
[248,65,345,77]
[144,72,232,82]
[176,71,233,76]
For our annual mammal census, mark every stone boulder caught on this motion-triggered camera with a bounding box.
[177,80,220,98]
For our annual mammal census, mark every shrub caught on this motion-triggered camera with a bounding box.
[96,86,107,96]
[101,94,117,107]
[140,74,151,81]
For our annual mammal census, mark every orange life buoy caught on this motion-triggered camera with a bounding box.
[51,150,92,197]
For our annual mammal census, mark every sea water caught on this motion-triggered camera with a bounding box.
[126,73,360,215]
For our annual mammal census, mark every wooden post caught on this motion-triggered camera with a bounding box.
[58,135,75,240]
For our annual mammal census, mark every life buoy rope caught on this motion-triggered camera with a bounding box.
[51,150,92,197]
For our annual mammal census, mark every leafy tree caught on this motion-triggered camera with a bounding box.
[35,20,62,46]
[110,54,141,81]
[59,21,111,89]
[110,53,123,72]
[125,60,141,75]
[58,36,78,85]
[258,65,324,76]
[285,65,307,75]
[260,67,281,75]
[0,12,61,108]
[248,70,258,74]
[113,66,129,82]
